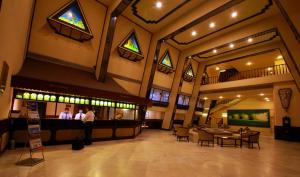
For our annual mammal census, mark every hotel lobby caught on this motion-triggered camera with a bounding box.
[0,0,300,176]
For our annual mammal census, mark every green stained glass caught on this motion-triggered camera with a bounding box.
[23,92,30,99]
[64,97,70,103]
[85,99,89,105]
[16,93,23,99]
[161,52,173,68]
[58,96,64,102]
[44,95,50,101]
[80,99,85,104]
[30,93,37,100]
[75,98,80,104]
[96,100,100,106]
[91,100,96,105]
[37,94,43,101]
[123,32,141,53]
[50,95,56,102]
[70,97,75,103]
[58,3,86,30]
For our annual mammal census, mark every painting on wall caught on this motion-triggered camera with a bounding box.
[118,30,144,62]
[227,109,270,127]
[47,0,93,41]
[157,50,174,74]
[0,61,9,95]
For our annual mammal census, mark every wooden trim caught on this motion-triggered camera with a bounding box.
[131,0,190,24]
[99,0,133,82]
[165,0,273,45]
[274,0,300,43]
[194,28,278,59]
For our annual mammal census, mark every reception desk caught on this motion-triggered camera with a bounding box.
[10,118,142,146]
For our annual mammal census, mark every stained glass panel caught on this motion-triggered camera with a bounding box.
[161,52,172,67]
[58,4,86,30]
[122,33,141,53]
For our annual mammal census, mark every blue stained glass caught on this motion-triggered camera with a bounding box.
[58,5,86,30]
[161,52,172,67]
[123,33,141,53]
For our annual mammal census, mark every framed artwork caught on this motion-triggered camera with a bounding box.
[0,61,9,95]
[227,109,270,127]
[278,88,292,111]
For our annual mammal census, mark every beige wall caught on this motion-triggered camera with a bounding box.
[153,43,180,89]
[28,0,107,68]
[108,15,152,95]
[0,0,34,119]
[273,81,300,127]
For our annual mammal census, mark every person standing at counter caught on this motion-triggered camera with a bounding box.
[82,106,95,145]
[75,109,85,120]
[59,107,72,119]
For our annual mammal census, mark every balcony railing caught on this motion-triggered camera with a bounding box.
[202,64,289,85]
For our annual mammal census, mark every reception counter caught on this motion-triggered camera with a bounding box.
[10,118,142,146]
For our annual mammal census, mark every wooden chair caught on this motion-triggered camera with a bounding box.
[242,131,260,149]
[173,124,183,136]
[197,129,214,146]
[176,127,189,142]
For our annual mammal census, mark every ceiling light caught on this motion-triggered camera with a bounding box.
[219,96,224,99]
[204,107,209,110]
[229,43,234,48]
[246,62,252,66]
[220,69,226,72]
[156,1,162,8]
[247,38,253,43]
[191,30,197,36]
[276,55,283,59]
[231,11,238,18]
[209,22,215,28]
[264,97,269,100]
[213,49,217,54]
[267,67,273,71]
[216,67,220,71]
[259,93,264,96]
[203,97,208,100]
[236,94,241,98]
[266,99,270,102]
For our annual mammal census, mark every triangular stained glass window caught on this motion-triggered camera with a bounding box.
[185,64,194,77]
[53,0,89,32]
[160,51,173,68]
[47,0,93,41]
[121,32,142,54]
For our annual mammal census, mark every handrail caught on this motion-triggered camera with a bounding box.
[202,64,289,85]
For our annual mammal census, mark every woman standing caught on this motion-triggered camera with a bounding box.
[82,106,95,145]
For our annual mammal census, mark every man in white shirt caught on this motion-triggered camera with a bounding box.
[75,109,85,120]
[82,106,95,145]
[59,108,72,119]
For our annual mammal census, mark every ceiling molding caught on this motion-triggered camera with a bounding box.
[131,0,190,24]
[193,28,278,59]
[167,0,273,45]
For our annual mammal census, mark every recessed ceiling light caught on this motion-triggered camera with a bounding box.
[229,43,234,48]
[266,99,270,102]
[236,94,241,98]
[156,1,162,8]
[259,93,264,96]
[276,55,283,59]
[191,30,197,36]
[246,62,252,66]
[219,96,224,99]
[264,97,269,100]
[231,11,238,18]
[203,97,208,100]
[215,67,220,71]
[247,38,253,43]
[209,22,215,28]
[220,69,226,72]
[188,56,192,59]
[267,67,273,71]
[213,49,217,54]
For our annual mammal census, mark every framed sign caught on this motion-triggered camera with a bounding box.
[0,61,9,94]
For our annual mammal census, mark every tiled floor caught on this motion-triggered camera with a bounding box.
[1,129,300,177]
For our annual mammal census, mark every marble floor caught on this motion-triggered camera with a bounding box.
[1,130,300,177]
